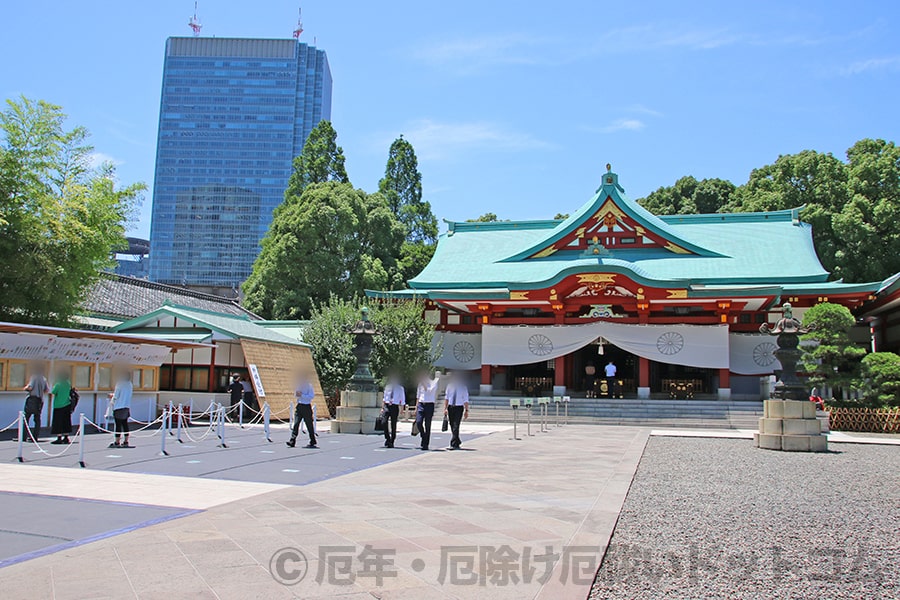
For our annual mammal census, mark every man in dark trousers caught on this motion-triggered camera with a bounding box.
[382,372,405,448]
[228,374,243,417]
[414,370,441,451]
[443,371,469,450]
[287,369,317,448]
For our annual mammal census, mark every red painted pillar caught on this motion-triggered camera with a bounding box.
[554,354,566,388]
[481,364,492,386]
[638,356,650,398]
[718,368,731,400]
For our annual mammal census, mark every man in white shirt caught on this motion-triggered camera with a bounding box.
[604,361,618,398]
[287,369,317,448]
[443,371,469,450]
[414,370,441,451]
[382,372,406,448]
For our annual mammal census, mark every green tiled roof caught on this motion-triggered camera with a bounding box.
[408,170,850,292]
[111,304,310,347]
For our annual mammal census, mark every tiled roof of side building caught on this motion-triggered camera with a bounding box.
[83,274,259,321]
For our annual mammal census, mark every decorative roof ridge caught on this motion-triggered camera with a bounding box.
[500,166,726,261]
[660,206,805,225]
[444,218,559,235]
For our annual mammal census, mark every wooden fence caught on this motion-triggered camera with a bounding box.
[825,406,900,434]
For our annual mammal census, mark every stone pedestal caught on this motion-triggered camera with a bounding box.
[336,390,381,435]
[754,400,827,452]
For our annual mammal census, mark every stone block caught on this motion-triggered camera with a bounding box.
[757,433,782,450]
[758,418,783,435]
[809,435,828,452]
[781,435,811,452]
[361,420,378,435]
[817,412,831,433]
[361,407,383,423]
[782,419,821,436]
[801,401,817,419]
[764,400,784,419]
[330,420,340,433]
[339,420,363,434]
[336,406,361,421]
[782,401,805,420]
[341,391,379,408]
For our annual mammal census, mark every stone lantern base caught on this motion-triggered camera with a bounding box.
[754,400,828,452]
[334,390,381,434]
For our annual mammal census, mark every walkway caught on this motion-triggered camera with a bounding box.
[0,424,649,599]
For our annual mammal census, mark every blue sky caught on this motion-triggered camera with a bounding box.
[4,1,900,238]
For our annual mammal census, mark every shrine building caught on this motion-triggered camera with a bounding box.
[369,167,884,401]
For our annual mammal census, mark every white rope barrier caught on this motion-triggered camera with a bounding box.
[0,416,21,433]
[21,418,80,459]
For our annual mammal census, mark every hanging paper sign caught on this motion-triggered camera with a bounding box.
[248,363,266,397]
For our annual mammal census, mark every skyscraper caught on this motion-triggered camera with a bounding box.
[148,37,332,291]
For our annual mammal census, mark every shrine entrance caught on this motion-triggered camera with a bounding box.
[571,342,637,397]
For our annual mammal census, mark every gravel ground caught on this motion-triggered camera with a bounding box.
[591,438,900,600]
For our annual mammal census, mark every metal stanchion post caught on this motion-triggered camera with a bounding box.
[289,402,295,432]
[563,396,570,425]
[176,404,184,443]
[239,399,244,428]
[188,397,194,421]
[554,396,561,427]
[158,407,169,456]
[218,404,227,448]
[263,403,271,442]
[525,398,534,436]
[168,401,175,435]
[78,413,86,468]
[509,399,521,440]
[16,411,25,462]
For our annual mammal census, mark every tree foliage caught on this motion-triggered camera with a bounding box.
[378,136,437,282]
[242,182,404,319]
[302,295,358,399]
[303,296,439,397]
[637,139,900,283]
[800,303,866,392]
[832,139,900,282]
[370,299,442,385]
[638,176,735,215]
[725,150,848,277]
[285,121,349,197]
[859,352,900,408]
[378,136,436,244]
[467,212,500,222]
[0,97,144,325]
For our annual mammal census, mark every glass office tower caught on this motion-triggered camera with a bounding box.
[148,37,332,290]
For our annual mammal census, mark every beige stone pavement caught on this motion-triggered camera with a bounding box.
[0,425,649,600]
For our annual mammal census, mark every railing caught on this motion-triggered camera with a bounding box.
[825,406,900,434]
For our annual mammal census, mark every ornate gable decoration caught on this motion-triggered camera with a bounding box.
[510,165,719,261]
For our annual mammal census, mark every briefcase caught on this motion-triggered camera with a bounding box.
[411,420,419,436]
[441,416,449,432]
[375,411,385,432]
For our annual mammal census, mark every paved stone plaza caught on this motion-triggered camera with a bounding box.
[0,420,897,599]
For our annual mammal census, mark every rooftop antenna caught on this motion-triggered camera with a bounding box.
[188,1,202,36]
[292,7,304,40]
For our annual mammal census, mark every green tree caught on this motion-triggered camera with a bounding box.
[859,352,900,408]
[285,121,349,197]
[637,176,735,215]
[0,97,144,326]
[726,150,849,275]
[467,212,500,222]
[303,296,439,398]
[242,182,405,319]
[302,295,358,402]
[800,303,866,395]
[831,139,900,282]
[370,299,441,385]
[378,136,438,283]
[379,136,436,244]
